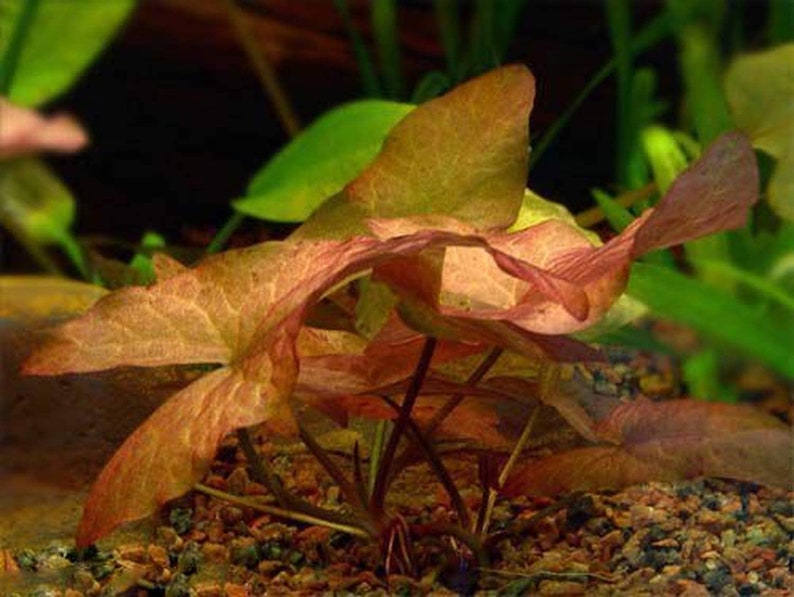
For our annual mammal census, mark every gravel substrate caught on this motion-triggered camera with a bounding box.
[3,451,792,596]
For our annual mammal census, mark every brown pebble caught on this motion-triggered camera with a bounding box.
[538,580,586,595]
[206,520,226,543]
[0,549,19,573]
[147,544,169,568]
[746,557,766,571]
[194,581,223,597]
[156,526,183,551]
[638,372,673,396]
[698,549,721,560]
[226,467,250,495]
[219,506,244,526]
[292,567,328,590]
[224,582,248,597]
[245,481,268,496]
[696,510,725,533]
[292,467,318,493]
[204,474,226,489]
[73,569,99,594]
[202,542,229,563]
[674,579,710,596]
[185,529,208,543]
[116,544,147,563]
[257,560,284,576]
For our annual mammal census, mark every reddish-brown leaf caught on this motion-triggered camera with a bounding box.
[328,394,511,449]
[26,226,604,544]
[76,345,295,547]
[296,316,484,400]
[295,65,534,238]
[632,131,759,254]
[371,133,758,337]
[0,97,88,158]
[502,398,792,496]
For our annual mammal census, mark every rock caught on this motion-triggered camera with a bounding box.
[538,580,586,595]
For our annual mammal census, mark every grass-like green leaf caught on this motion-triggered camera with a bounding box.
[0,0,135,106]
[371,0,404,99]
[0,157,90,278]
[667,0,733,143]
[233,101,414,223]
[0,157,73,245]
[628,262,794,379]
[591,188,635,232]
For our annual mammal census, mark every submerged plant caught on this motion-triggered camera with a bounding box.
[23,67,791,575]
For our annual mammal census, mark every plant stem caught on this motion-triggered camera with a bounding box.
[379,394,471,530]
[206,211,245,255]
[476,405,539,535]
[0,0,42,94]
[370,337,437,515]
[368,419,388,496]
[412,521,490,570]
[298,423,370,518]
[425,347,503,437]
[236,428,288,508]
[220,0,301,138]
[235,428,366,530]
[352,441,370,507]
[194,483,370,538]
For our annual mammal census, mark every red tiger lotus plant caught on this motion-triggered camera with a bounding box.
[24,66,790,573]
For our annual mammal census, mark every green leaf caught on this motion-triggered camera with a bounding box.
[333,0,381,97]
[628,262,794,379]
[1,0,136,106]
[591,188,635,232]
[433,0,462,78]
[724,44,794,221]
[354,277,398,340]
[0,0,40,94]
[0,157,74,245]
[371,0,404,99]
[767,0,794,44]
[667,0,733,143]
[688,257,794,313]
[129,231,167,285]
[0,157,90,278]
[233,101,414,223]
[573,294,648,342]
[410,70,450,103]
[642,125,689,195]
[725,43,794,161]
[510,188,602,244]
[682,348,738,403]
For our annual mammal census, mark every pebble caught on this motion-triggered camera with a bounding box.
[148,544,170,568]
[72,569,99,594]
[538,579,586,595]
[201,542,228,564]
[223,582,248,597]
[225,467,250,495]
[194,581,223,597]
